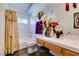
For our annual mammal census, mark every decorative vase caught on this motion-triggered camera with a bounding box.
[52,26,56,34]
[55,31,63,38]
[56,31,60,38]
[45,27,51,37]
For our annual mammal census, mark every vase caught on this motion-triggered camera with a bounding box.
[56,31,60,38]
[45,27,51,37]
[52,26,56,34]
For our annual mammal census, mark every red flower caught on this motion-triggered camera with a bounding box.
[50,21,58,26]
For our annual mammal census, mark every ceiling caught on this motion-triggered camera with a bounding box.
[7,3,33,14]
[28,3,63,16]
[7,3,63,15]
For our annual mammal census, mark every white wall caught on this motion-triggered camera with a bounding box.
[0,4,5,55]
[55,3,79,34]
[44,4,56,19]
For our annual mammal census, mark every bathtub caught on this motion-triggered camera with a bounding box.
[19,36,36,50]
[19,39,28,49]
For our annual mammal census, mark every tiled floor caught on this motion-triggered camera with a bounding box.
[6,46,54,56]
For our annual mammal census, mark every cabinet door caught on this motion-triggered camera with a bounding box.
[63,49,79,56]
[44,42,62,55]
[36,39,44,46]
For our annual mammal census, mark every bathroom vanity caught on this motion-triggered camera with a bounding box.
[35,34,79,56]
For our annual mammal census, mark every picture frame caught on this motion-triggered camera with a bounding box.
[74,12,79,28]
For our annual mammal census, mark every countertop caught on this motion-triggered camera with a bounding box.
[35,34,79,53]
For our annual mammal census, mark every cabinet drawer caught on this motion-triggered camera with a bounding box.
[63,49,79,56]
[44,42,61,54]
[36,39,44,46]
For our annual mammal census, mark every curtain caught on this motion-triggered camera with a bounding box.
[5,10,19,54]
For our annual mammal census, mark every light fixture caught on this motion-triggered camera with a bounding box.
[65,3,77,12]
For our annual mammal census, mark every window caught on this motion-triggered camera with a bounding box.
[30,17,38,34]
[18,17,28,24]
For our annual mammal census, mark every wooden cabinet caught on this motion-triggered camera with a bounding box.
[44,42,62,55]
[62,49,79,56]
[36,39,45,46]
[36,39,79,56]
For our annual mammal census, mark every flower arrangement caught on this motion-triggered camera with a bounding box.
[43,18,59,37]
[42,17,63,38]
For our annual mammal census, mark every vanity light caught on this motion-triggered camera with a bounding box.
[65,3,77,12]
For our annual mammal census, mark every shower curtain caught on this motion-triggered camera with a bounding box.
[5,10,19,54]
